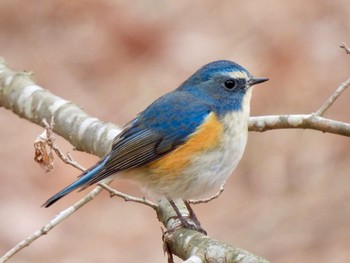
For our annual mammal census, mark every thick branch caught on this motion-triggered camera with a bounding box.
[0,58,120,157]
[158,199,270,263]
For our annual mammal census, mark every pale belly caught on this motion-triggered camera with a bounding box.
[178,128,247,199]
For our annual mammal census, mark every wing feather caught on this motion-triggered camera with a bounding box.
[82,128,164,187]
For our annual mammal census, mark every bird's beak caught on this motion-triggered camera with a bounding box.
[248,77,269,87]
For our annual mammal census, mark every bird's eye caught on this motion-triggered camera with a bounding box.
[224,79,236,90]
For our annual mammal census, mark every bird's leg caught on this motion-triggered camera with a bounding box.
[183,200,205,232]
[166,198,207,235]
[166,198,192,228]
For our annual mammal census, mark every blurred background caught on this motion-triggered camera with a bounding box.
[1,1,350,262]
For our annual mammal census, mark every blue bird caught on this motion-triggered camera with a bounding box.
[43,60,268,230]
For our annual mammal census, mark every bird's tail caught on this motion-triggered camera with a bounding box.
[42,158,107,207]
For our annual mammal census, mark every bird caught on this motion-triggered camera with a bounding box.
[43,60,268,230]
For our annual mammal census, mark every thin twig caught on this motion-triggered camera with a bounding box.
[340,42,350,54]
[314,77,350,116]
[0,182,110,263]
[188,184,225,205]
[42,118,86,171]
[98,183,158,210]
[249,114,350,137]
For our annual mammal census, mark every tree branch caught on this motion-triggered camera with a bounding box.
[314,77,350,116]
[0,57,120,158]
[249,114,350,137]
[340,42,350,54]
[188,184,225,205]
[98,183,158,210]
[158,199,270,263]
[0,181,110,263]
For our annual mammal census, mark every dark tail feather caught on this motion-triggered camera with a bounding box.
[42,181,80,207]
[43,159,107,207]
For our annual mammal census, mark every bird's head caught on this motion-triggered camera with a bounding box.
[180,60,268,116]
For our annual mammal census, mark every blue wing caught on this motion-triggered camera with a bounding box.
[43,90,211,207]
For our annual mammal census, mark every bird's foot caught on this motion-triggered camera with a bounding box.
[164,215,207,236]
[166,198,207,235]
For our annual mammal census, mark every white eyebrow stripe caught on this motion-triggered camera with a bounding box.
[228,71,249,80]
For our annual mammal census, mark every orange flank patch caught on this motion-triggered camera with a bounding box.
[147,112,223,176]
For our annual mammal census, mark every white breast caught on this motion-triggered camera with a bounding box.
[180,111,248,198]
[179,89,252,199]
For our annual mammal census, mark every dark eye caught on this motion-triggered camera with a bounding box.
[224,79,236,90]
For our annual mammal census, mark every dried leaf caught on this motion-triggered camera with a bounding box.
[34,131,54,172]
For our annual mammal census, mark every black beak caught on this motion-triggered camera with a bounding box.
[248,77,269,87]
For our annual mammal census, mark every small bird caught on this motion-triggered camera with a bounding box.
[43,60,268,229]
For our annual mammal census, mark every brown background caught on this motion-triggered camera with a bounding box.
[1,1,350,262]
